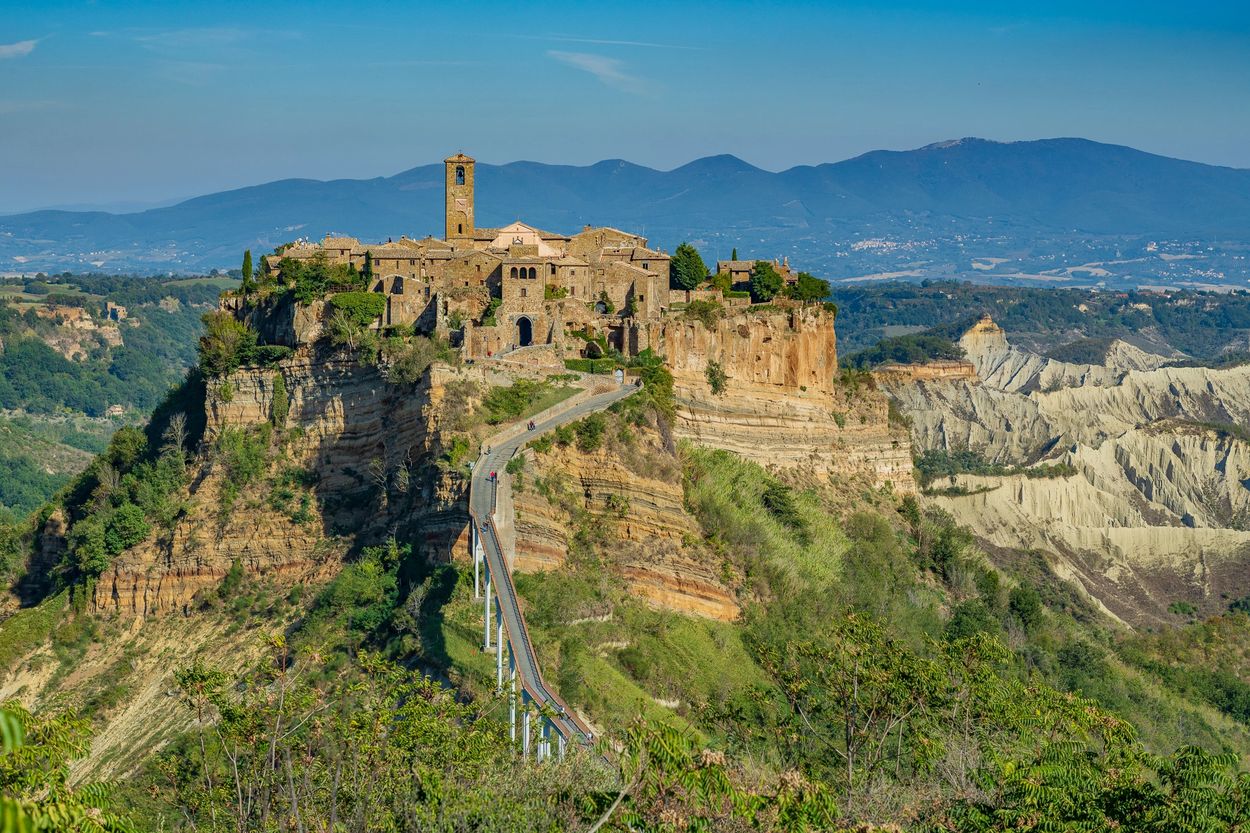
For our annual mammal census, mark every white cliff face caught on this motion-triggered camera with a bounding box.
[883,315,1250,625]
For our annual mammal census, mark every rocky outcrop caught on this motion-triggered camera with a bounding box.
[91,353,480,615]
[654,307,915,493]
[871,360,978,383]
[959,314,1173,393]
[884,315,1250,624]
[514,442,740,621]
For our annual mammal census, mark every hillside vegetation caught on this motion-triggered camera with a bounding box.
[5,275,1250,829]
[831,280,1250,357]
[0,273,230,521]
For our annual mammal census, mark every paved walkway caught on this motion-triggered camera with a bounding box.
[469,383,639,748]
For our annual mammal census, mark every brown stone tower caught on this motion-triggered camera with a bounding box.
[445,152,475,244]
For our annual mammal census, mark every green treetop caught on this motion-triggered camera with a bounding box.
[749,260,784,302]
[670,242,708,291]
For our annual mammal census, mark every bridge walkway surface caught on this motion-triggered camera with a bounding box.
[468,380,638,754]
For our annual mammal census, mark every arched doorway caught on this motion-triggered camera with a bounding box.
[516,316,533,347]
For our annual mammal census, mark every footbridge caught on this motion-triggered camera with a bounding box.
[468,381,638,759]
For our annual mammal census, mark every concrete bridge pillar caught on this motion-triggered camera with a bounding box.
[522,698,532,757]
[472,525,482,599]
[483,567,492,652]
[509,661,517,743]
[495,612,504,693]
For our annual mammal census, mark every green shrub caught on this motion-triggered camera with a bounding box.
[1168,600,1197,617]
[480,296,503,326]
[574,413,607,452]
[103,502,150,555]
[270,373,288,428]
[944,600,999,642]
[1009,584,1043,631]
[481,379,552,424]
[198,311,258,377]
[218,558,244,599]
[328,292,386,326]
[705,359,728,395]
[253,344,293,366]
[683,300,723,329]
[563,358,616,374]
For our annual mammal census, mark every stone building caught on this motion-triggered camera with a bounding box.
[715,257,796,289]
[263,152,674,358]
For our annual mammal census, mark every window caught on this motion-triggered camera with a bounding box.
[455,165,465,185]
[550,264,556,276]
[510,267,518,279]
[458,223,463,234]
[521,287,527,298]
[528,267,537,280]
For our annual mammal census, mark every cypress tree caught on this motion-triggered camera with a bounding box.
[241,249,254,293]
[364,250,374,280]
[731,247,738,261]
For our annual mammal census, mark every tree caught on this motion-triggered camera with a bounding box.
[198,311,258,377]
[363,249,374,280]
[749,261,784,302]
[731,247,738,260]
[104,502,150,556]
[669,242,708,291]
[0,702,135,833]
[241,249,254,293]
[786,272,830,302]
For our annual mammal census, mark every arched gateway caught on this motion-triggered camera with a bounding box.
[516,316,533,347]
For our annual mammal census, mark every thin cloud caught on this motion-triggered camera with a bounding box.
[0,39,38,59]
[544,34,702,51]
[547,50,648,94]
[135,27,254,50]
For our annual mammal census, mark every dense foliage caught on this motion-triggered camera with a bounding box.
[750,261,785,302]
[829,279,1250,358]
[669,242,708,291]
[843,334,966,369]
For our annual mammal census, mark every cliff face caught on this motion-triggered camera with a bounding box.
[655,307,915,493]
[513,441,739,621]
[882,315,1250,624]
[91,354,474,615]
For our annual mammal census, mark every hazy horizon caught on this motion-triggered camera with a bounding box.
[3,0,1248,214]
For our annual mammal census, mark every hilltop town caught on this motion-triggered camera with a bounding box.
[231,152,830,370]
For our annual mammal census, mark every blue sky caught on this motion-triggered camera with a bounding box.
[2,0,1248,213]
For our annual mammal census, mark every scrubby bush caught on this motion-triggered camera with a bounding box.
[705,359,728,395]
[198,311,257,377]
[574,413,606,452]
[328,291,386,327]
[683,300,723,329]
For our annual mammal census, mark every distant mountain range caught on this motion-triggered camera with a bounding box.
[4,138,1250,284]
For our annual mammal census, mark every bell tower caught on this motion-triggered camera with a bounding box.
[445,153,475,244]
